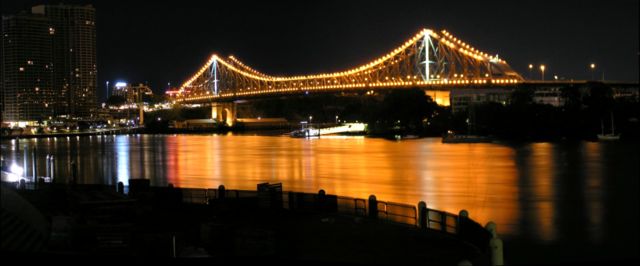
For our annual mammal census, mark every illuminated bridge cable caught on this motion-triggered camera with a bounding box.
[175,28,523,101]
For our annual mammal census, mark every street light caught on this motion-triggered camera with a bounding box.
[590,63,596,80]
[528,64,533,80]
[335,115,339,124]
[540,65,546,81]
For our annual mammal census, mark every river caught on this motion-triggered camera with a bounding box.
[1,134,638,263]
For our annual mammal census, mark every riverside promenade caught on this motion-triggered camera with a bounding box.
[1,180,498,264]
[1,126,143,139]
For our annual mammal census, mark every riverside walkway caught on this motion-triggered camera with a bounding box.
[1,181,498,264]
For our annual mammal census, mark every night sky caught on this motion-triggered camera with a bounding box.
[3,0,639,102]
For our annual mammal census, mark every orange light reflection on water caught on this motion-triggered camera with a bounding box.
[166,135,519,235]
[529,143,556,242]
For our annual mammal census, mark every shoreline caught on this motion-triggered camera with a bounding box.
[1,127,144,139]
[2,126,638,143]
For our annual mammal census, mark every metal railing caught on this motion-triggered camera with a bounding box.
[426,208,458,233]
[177,186,458,236]
[5,181,493,255]
[377,201,417,226]
[181,188,208,204]
[336,196,367,217]
[22,182,490,251]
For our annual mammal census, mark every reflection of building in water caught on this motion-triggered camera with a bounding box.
[111,82,153,103]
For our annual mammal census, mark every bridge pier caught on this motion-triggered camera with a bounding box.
[139,103,144,125]
[211,102,236,127]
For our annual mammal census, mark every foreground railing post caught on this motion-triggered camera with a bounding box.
[458,209,469,235]
[218,185,226,199]
[418,201,427,229]
[317,189,326,211]
[486,221,503,266]
[368,195,377,219]
[117,181,124,195]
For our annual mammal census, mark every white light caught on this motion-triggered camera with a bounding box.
[115,82,127,88]
[10,163,24,178]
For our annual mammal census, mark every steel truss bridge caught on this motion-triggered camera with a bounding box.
[170,29,524,125]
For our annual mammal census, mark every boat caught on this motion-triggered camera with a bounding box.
[396,134,420,140]
[597,112,620,141]
[290,121,320,138]
[290,128,320,138]
[442,131,493,143]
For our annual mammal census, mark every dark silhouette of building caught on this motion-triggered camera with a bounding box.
[1,4,96,123]
[1,13,55,122]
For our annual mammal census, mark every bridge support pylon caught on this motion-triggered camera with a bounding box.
[211,102,236,127]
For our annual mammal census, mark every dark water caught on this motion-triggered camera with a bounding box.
[1,134,638,263]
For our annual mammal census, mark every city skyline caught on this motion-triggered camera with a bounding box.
[2,0,638,102]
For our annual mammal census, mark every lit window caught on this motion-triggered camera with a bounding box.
[19,67,24,71]
[27,60,33,65]
[49,27,55,34]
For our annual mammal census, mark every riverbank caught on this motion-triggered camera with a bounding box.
[1,181,492,263]
[1,127,144,139]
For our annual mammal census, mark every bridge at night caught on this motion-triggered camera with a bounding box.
[169,29,527,125]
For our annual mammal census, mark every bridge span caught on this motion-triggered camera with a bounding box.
[169,28,527,125]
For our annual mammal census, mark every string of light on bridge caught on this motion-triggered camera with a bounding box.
[173,28,522,101]
[175,78,519,102]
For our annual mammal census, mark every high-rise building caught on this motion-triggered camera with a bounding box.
[1,13,55,122]
[1,4,96,123]
[33,4,97,119]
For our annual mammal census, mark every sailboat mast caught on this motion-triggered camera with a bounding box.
[610,112,615,135]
